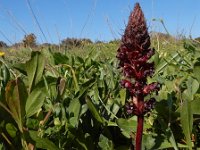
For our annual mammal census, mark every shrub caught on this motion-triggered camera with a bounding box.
[23,33,37,48]
[0,41,8,48]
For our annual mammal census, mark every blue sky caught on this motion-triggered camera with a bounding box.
[0,0,200,45]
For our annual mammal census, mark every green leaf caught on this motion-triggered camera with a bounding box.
[80,104,88,116]
[53,52,69,65]
[151,50,160,67]
[156,116,179,150]
[180,98,193,150]
[98,134,114,150]
[184,41,196,52]
[26,118,39,129]
[29,130,59,150]
[1,65,10,86]
[6,123,17,138]
[111,103,120,117]
[157,140,188,149]
[103,63,116,89]
[185,77,199,99]
[16,78,28,120]
[12,63,27,75]
[25,88,46,117]
[86,96,104,123]
[26,51,45,92]
[68,127,93,150]
[193,64,200,82]
[142,134,156,150]
[5,78,28,132]
[63,64,80,92]
[167,127,179,150]
[68,98,81,127]
[116,117,137,138]
[76,56,84,64]
[5,80,20,121]
[191,94,200,114]
[77,78,96,99]
[119,89,126,106]
[41,48,55,65]
[154,52,179,76]
[0,143,4,149]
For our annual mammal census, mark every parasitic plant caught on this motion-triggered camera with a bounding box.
[117,3,160,150]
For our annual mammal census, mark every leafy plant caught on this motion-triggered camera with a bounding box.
[0,51,57,149]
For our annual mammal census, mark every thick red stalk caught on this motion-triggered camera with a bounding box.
[135,116,144,150]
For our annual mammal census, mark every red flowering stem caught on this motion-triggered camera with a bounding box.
[117,3,160,149]
[136,116,144,150]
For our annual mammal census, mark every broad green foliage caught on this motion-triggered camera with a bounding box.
[26,51,45,92]
[116,117,137,138]
[25,87,46,117]
[29,130,59,150]
[0,39,200,149]
[152,40,200,149]
[86,96,104,123]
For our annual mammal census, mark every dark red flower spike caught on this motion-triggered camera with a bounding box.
[117,3,160,150]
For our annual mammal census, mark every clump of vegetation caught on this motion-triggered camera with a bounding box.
[61,38,93,50]
[23,33,37,48]
[0,41,8,48]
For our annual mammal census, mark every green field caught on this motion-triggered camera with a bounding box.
[1,34,200,149]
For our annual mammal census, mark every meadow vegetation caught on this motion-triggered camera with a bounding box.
[1,7,200,150]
